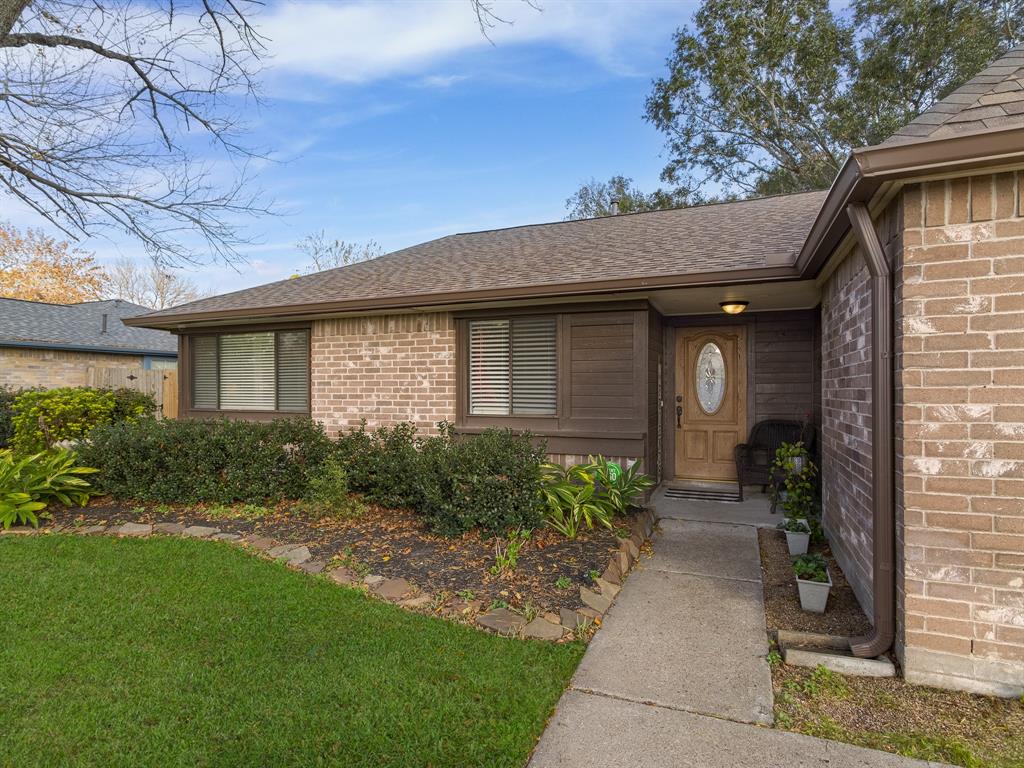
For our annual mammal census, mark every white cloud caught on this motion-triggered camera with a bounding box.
[259,0,688,84]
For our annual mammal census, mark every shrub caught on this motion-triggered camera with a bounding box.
[78,417,332,504]
[539,462,614,539]
[415,425,546,536]
[11,387,117,453]
[109,387,158,422]
[335,421,423,509]
[9,386,157,454]
[298,454,366,520]
[0,448,98,528]
[0,386,25,448]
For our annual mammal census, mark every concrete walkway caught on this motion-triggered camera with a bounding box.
[529,511,944,768]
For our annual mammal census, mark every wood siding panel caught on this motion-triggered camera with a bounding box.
[752,311,818,424]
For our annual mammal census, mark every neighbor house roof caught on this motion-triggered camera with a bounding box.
[126,190,829,327]
[886,45,1024,144]
[0,298,178,355]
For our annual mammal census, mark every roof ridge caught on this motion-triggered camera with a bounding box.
[452,188,830,237]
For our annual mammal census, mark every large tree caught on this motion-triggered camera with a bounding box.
[0,0,517,267]
[105,257,206,309]
[564,176,685,220]
[295,231,383,275]
[644,0,1022,200]
[0,222,109,303]
[0,0,267,267]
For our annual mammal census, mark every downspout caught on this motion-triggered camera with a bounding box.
[845,202,895,658]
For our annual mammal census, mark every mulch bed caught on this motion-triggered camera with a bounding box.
[49,499,633,615]
[758,527,872,637]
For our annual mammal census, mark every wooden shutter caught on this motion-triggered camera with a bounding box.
[218,332,276,411]
[276,330,309,411]
[469,319,511,415]
[191,335,218,409]
[511,317,556,415]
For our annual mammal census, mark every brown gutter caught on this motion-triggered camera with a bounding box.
[846,202,895,659]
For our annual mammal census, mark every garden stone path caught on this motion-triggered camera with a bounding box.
[530,515,947,768]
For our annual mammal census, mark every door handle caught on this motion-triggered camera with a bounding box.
[676,405,682,428]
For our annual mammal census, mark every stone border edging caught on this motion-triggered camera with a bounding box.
[1,507,658,643]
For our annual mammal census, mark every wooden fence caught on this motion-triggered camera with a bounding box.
[86,367,178,419]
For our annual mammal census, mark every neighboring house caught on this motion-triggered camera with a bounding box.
[129,49,1024,697]
[0,298,178,390]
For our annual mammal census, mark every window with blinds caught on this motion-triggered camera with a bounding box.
[190,329,309,412]
[468,317,556,416]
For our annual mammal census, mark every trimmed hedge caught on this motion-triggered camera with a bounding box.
[333,422,545,536]
[79,418,333,504]
[82,416,545,535]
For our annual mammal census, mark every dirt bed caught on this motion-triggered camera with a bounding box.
[50,499,633,615]
[758,527,872,637]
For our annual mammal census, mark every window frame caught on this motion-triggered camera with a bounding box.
[184,324,311,416]
[458,313,561,429]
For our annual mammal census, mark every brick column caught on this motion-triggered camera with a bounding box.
[896,173,1024,696]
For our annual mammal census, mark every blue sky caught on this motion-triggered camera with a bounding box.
[47,1,700,294]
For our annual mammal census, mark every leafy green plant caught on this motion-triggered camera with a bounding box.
[488,599,509,611]
[587,569,601,583]
[583,455,655,515]
[793,553,829,583]
[779,517,810,533]
[539,462,614,539]
[11,388,117,453]
[299,455,366,520]
[490,527,530,575]
[772,441,819,521]
[554,576,572,590]
[0,448,98,528]
[0,386,34,448]
[456,589,476,601]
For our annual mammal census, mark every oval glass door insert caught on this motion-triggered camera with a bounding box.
[695,342,726,414]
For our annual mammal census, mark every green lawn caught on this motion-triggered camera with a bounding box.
[0,535,583,768]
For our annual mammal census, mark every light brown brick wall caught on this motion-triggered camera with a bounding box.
[0,347,146,390]
[897,173,1024,697]
[311,313,456,437]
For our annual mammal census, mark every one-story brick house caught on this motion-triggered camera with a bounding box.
[0,298,177,390]
[129,49,1024,697]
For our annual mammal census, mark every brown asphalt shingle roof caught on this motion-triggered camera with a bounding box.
[133,190,829,324]
[886,45,1024,144]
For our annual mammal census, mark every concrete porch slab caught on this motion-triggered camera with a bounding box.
[529,690,945,768]
[571,567,774,725]
[651,484,778,527]
[648,519,763,582]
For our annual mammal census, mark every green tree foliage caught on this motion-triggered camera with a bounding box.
[564,176,685,219]
[644,0,1023,200]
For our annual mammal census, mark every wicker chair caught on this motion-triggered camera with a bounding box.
[734,420,814,503]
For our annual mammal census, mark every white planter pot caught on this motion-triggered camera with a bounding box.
[785,519,811,556]
[796,568,832,614]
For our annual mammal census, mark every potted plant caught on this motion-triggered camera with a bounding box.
[793,553,831,613]
[779,516,811,555]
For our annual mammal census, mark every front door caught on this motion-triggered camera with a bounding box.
[674,327,747,481]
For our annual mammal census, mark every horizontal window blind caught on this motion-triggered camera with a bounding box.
[469,320,511,415]
[468,317,557,416]
[511,317,557,415]
[218,332,276,411]
[276,330,309,411]
[192,336,218,409]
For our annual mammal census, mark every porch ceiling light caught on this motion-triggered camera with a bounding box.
[719,300,749,315]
